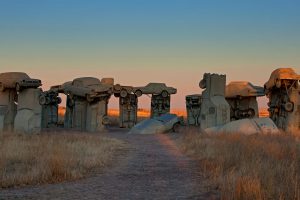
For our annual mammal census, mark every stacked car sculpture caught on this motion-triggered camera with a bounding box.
[0,68,299,134]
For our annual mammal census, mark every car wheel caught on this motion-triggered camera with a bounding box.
[135,90,142,97]
[284,102,294,112]
[102,115,110,125]
[39,95,47,105]
[247,108,255,118]
[15,83,21,92]
[120,89,128,98]
[56,97,62,104]
[114,84,121,91]
[172,122,181,133]
[161,90,169,98]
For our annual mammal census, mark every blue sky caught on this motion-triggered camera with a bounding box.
[0,0,299,108]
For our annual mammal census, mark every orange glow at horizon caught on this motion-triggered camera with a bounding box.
[59,107,269,118]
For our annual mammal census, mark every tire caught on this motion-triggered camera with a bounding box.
[247,109,255,118]
[120,89,128,98]
[135,90,142,97]
[284,102,294,112]
[161,90,169,98]
[114,84,121,91]
[39,95,47,105]
[102,116,110,125]
[234,109,241,119]
[15,83,21,92]
[172,122,181,133]
[56,97,62,104]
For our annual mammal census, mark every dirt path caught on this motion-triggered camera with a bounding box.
[0,132,219,200]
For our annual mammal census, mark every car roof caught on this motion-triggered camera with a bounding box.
[72,77,101,86]
[146,83,166,86]
[0,72,30,81]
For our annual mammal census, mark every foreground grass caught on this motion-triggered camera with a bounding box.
[180,132,300,200]
[0,133,125,188]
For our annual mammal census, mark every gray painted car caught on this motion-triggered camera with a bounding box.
[62,77,113,102]
[129,113,183,134]
[133,83,177,97]
[264,68,300,91]
[0,72,42,92]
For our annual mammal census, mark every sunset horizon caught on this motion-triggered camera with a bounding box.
[1,1,299,199]
[1,1,299,109]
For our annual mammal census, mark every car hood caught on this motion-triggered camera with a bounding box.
[264,68,300,90]
[226,81,265,98]
[129,114,180,134]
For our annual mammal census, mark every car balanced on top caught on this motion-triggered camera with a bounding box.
[0,72,42,92]
[133,83,177,97]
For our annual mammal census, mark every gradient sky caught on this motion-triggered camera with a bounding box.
[0,0,299,109]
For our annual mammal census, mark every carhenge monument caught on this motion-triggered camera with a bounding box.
[62,77,113,132]
[150,94,171,118]
[0,72,20,132]
[133,83,177,118]
[0,67,298,134]
[185,94,202,126]
[14,88,43,134]
[113,85,138,128]
[0,72,43,133]
[186,78,265,126]
[264,68,300,133]
[199,73,230,129]
[225,81,265,121]
[40,86,62,128]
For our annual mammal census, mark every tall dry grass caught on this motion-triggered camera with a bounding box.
[0,133,125,188]
[180,131,300,200]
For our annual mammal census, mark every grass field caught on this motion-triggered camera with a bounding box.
[0,133,126,188]
[180,131,300,200]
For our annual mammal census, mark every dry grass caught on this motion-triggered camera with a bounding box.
[180,131,300,200]
[0,132,126,188]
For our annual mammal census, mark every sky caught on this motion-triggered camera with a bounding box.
[0,0,299,109]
